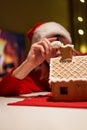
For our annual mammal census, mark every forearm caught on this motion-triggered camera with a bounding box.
[12,59,34,80]
[12,38,56,80]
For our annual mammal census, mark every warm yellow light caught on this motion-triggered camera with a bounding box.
[78,29,84,35]
[4,54,13,63]
[80,0,85,3]
[77,16,83,22]
[80,44,87,53]
[0,39,7,54]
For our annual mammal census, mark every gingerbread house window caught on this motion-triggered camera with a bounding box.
[60,87,68,95]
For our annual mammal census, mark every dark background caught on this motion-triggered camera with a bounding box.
[0,0,87,52]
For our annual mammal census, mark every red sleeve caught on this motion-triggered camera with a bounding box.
[0,73,43,96]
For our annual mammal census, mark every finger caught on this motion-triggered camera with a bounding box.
[42,38,52,52]
[38,39,51,55]
[33,44,46,57]
[73,48,80,56]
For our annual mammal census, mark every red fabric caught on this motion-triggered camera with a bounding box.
[8,93,87,109]
[27,22,46,42]
[0,70,50,96]
[0,54,87,97]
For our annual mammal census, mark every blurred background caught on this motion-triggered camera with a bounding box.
[0,0,87,79]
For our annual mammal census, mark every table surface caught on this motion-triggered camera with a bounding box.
[0,92,87,130]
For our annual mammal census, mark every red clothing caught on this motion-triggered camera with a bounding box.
[0,53,86,97]
[0,69,50,96]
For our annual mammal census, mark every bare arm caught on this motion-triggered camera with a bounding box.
[12,38,57,79]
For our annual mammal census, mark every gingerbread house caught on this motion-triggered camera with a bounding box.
[49,44,87,101]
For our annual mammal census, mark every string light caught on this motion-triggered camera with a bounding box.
[77,16,83,22]
[71,0,87,53]
[78,29,84,35]
[80,0,85,3]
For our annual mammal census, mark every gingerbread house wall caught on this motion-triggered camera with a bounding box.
[51,80,87,101]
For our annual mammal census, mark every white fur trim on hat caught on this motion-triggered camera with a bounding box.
[32,22,72,44]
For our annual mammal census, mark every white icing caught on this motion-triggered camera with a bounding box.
[49,55,87,82]
[51,41,74,49]
[49,77,87,83]
[61,44,74,48]
[51,41,63,48]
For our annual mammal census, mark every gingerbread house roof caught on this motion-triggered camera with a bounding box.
[49,55,87,82]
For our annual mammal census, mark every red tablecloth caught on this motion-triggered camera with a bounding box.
[8,93,87,109]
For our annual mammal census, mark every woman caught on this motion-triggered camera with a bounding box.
[0,21,79,96]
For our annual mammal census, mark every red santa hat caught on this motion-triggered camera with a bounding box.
[27,21,72,44]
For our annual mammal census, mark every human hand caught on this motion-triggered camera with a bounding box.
[12,37,61,79]
[27,37,57,69]
[45,41,63,63]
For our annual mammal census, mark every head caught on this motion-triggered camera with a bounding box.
[27,22,78,80]
[27,21,72,45]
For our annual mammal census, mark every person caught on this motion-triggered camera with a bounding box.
[0,21,79,96]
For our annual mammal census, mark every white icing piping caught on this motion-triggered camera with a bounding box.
[51,41,74,48]
[49,56,87,83]
[49,77,87,83]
